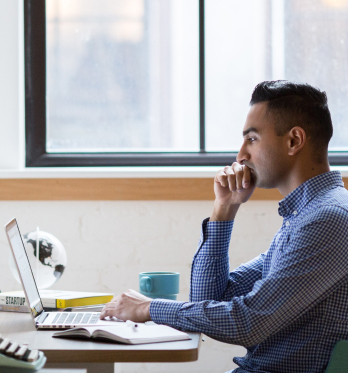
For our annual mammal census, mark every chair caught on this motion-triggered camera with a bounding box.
[325,340,348,373]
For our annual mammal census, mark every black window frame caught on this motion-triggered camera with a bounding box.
[25,0,348,167]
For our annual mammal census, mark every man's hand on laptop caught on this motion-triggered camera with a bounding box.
[210,162,256,221]
[99,289,152,322]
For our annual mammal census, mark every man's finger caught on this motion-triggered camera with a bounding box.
[100,303,118,319]
[100,308,118,319]
[242,165,251,188]
[231,163,244,192]
[215,170,229,188]
[223,166,236,192]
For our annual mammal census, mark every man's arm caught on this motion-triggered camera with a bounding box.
[151,205,348,347]
[100,163,256,322]
[189,163,259,302]
[190,218,265,302]
[99,214,265,323]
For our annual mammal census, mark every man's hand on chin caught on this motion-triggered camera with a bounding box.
[99,289,152,322]
[210,162,256,222]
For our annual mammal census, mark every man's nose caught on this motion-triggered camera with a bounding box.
[236,143,249,164]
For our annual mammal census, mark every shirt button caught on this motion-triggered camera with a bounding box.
[293,210,298,215]
[285,221,290,227]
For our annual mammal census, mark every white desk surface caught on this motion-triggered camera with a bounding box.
[0,311,201,363]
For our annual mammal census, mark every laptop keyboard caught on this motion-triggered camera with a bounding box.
[51,314,60,324]
[49,312,101,325]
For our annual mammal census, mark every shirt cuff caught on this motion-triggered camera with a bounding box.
[196,218,234,256]
[149,299,185,326]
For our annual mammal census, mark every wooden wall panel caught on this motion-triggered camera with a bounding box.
[0,177,345,201]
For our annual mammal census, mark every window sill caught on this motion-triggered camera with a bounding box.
[0,166,221,179]
[0,166,346,201]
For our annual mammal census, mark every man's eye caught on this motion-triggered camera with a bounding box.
[247,137,255,142]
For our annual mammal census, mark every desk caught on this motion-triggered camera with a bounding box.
[0,312,201,373]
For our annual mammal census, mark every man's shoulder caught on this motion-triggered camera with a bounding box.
[310,184,348,212]
[289,192,348,250]
[301,186,348,227]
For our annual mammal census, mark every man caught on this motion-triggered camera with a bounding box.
[101,81,348,373]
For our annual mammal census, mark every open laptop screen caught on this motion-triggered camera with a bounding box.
[6,219,43,317]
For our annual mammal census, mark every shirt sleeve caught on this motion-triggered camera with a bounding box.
[189,217,264,302]
[150,205,348,347]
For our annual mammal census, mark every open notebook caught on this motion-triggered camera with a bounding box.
[53,321,191,344]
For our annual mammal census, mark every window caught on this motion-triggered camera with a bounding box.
[26,0,348,167]
[46,0,199,153]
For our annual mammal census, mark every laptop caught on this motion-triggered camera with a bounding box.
[5,218,123,329]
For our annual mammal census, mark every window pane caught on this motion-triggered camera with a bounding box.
[284,0,348,151]
[205,0,272,152]
[46,0,199,152]
[206,0,348,152]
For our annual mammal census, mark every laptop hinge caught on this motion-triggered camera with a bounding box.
[36,312,49,325]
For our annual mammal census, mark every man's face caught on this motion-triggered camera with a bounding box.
[237,102,290,189]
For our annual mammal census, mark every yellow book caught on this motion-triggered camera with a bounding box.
[0,290,113,310]
[55,294,113,308]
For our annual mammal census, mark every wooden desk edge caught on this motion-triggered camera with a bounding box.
[45,348,199,363]
[44,333,202,363]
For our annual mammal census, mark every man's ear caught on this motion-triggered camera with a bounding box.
[287,127,306,156]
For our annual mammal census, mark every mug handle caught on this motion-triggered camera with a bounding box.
[140,276,153,293]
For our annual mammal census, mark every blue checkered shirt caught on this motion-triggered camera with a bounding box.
[150,171,348,373]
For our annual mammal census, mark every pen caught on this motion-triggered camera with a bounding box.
[125,320,139,332]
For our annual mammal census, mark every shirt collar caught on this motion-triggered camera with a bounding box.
[278,171,344,218]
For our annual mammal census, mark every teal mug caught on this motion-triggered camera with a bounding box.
[139,272,180,300]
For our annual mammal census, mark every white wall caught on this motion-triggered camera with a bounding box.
[0,200,282,372]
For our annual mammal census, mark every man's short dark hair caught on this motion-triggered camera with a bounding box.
[250,80,333,157]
